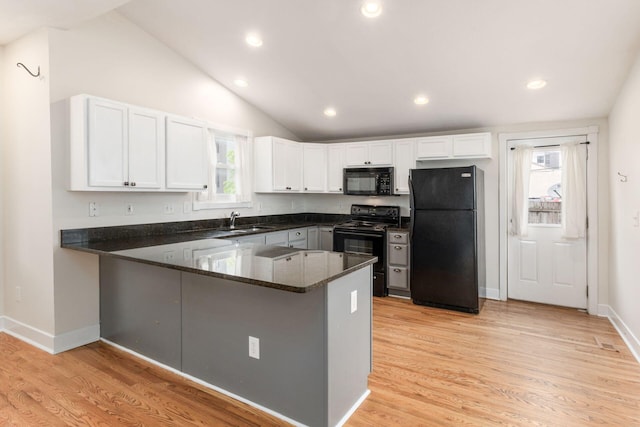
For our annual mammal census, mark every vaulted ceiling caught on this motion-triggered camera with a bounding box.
[4,0,640,141]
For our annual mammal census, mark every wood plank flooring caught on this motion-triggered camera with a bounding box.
[1,298,639,426]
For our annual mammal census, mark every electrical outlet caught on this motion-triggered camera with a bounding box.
[249,336,260,359]
[89,202,99,217]
[164,203,175,214]
[350,290,358,314]
[183,201,192,214]
[15,286,21,302]
[126,204,134,215]
[163,251,175,263]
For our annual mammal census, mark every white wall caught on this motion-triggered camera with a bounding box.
[2,29,56,334]
[47,12,302,337]
[608,52,640,348]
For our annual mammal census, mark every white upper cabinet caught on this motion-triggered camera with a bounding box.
[70,95,165,191]
[452,133,492,158]
[345,141,393,166]
[327,144,346,193]
[254,136,303,192]
[165,115,208,190]
[128,106,164,189]
[415,136,453,159]
[303,143,327,192]
[415,132,491,160]
[393,139,415,194]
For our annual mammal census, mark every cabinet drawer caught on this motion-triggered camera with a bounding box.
[388,244,408,265]
[288,228,307,242]
[388,232,408,244]
[388,266,409,290]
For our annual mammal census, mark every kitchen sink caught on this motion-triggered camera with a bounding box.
[223,225,275,233]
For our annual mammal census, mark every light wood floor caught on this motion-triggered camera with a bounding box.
[1,298,639,426]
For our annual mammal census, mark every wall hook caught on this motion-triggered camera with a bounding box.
[617,172,628,183]
[16,62,40,78]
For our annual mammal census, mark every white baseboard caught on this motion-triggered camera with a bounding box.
[1,316,100,354]
[602,305,640,364]
[335,389,371,427]
[480,287,500,300]
[53,324,100,354]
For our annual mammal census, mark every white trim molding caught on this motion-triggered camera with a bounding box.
[498,126,600,314]
[603,305,640,364]
[480,287,501,300]
[1,317,100,354]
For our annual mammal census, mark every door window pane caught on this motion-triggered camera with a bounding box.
[528,150,561,224]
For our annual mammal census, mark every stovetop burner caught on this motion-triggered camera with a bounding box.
[334,204,401,232]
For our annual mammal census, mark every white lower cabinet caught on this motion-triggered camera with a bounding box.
[387,231,410,296]
[307,226,319,249]
[288,228,308,249]
[319,227,334,251]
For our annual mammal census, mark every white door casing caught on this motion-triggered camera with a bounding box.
[507,139,588,309]
[499,127,599,314]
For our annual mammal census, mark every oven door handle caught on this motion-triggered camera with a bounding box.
[333,230,384,239]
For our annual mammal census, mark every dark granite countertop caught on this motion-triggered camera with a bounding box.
[61,214,376,293]
[104,239,376,293]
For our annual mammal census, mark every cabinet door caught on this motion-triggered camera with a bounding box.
[415,136,453,159]
[87,98,128,187]
[368,141,393,165]
[265,231,288,247]
[327,144,345,193]
[235,234,266,245]
[393,139,415,194]
[319,228,334,251]
[303,144,326,192]
[271,138,289,191]
[128,107,164,189]
[166,116,208,190]
[272,138,302,191]
[287,143,303,191]
[307,227,319,250]
[453,133,492,158]
[345,143,369,166]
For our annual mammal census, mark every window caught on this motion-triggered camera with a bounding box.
[528,149,562,224]
[194,127,252,210]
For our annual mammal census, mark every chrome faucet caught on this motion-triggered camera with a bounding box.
[230,211,240,229]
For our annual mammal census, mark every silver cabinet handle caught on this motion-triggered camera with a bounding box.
[296,232,301,236]
[131,182,136,187]
[394,246,402,250]
[393,268,401,273]
[394,234,402,238]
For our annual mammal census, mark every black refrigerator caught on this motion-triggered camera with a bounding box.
[409,166,485,313]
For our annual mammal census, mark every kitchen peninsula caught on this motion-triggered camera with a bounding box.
[62,224,376,427]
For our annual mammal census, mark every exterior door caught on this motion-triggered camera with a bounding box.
[507,139,588,308]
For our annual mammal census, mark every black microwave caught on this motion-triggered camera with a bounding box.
[343,167,394,196]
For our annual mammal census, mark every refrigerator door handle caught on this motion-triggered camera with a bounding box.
[408,174,415,241]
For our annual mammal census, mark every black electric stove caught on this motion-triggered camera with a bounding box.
[333,205,401,296]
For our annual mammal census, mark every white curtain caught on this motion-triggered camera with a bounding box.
[511,147,532,237]
[561,144,587,238]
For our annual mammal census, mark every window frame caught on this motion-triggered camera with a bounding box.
[193,123,253,211]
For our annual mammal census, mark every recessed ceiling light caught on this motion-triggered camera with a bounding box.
[234,78,248,88]
[527,79,547,90]
[245,32,263,47]
[324,107,337,117]
[414,95,429,105]
[361,1,382,18]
